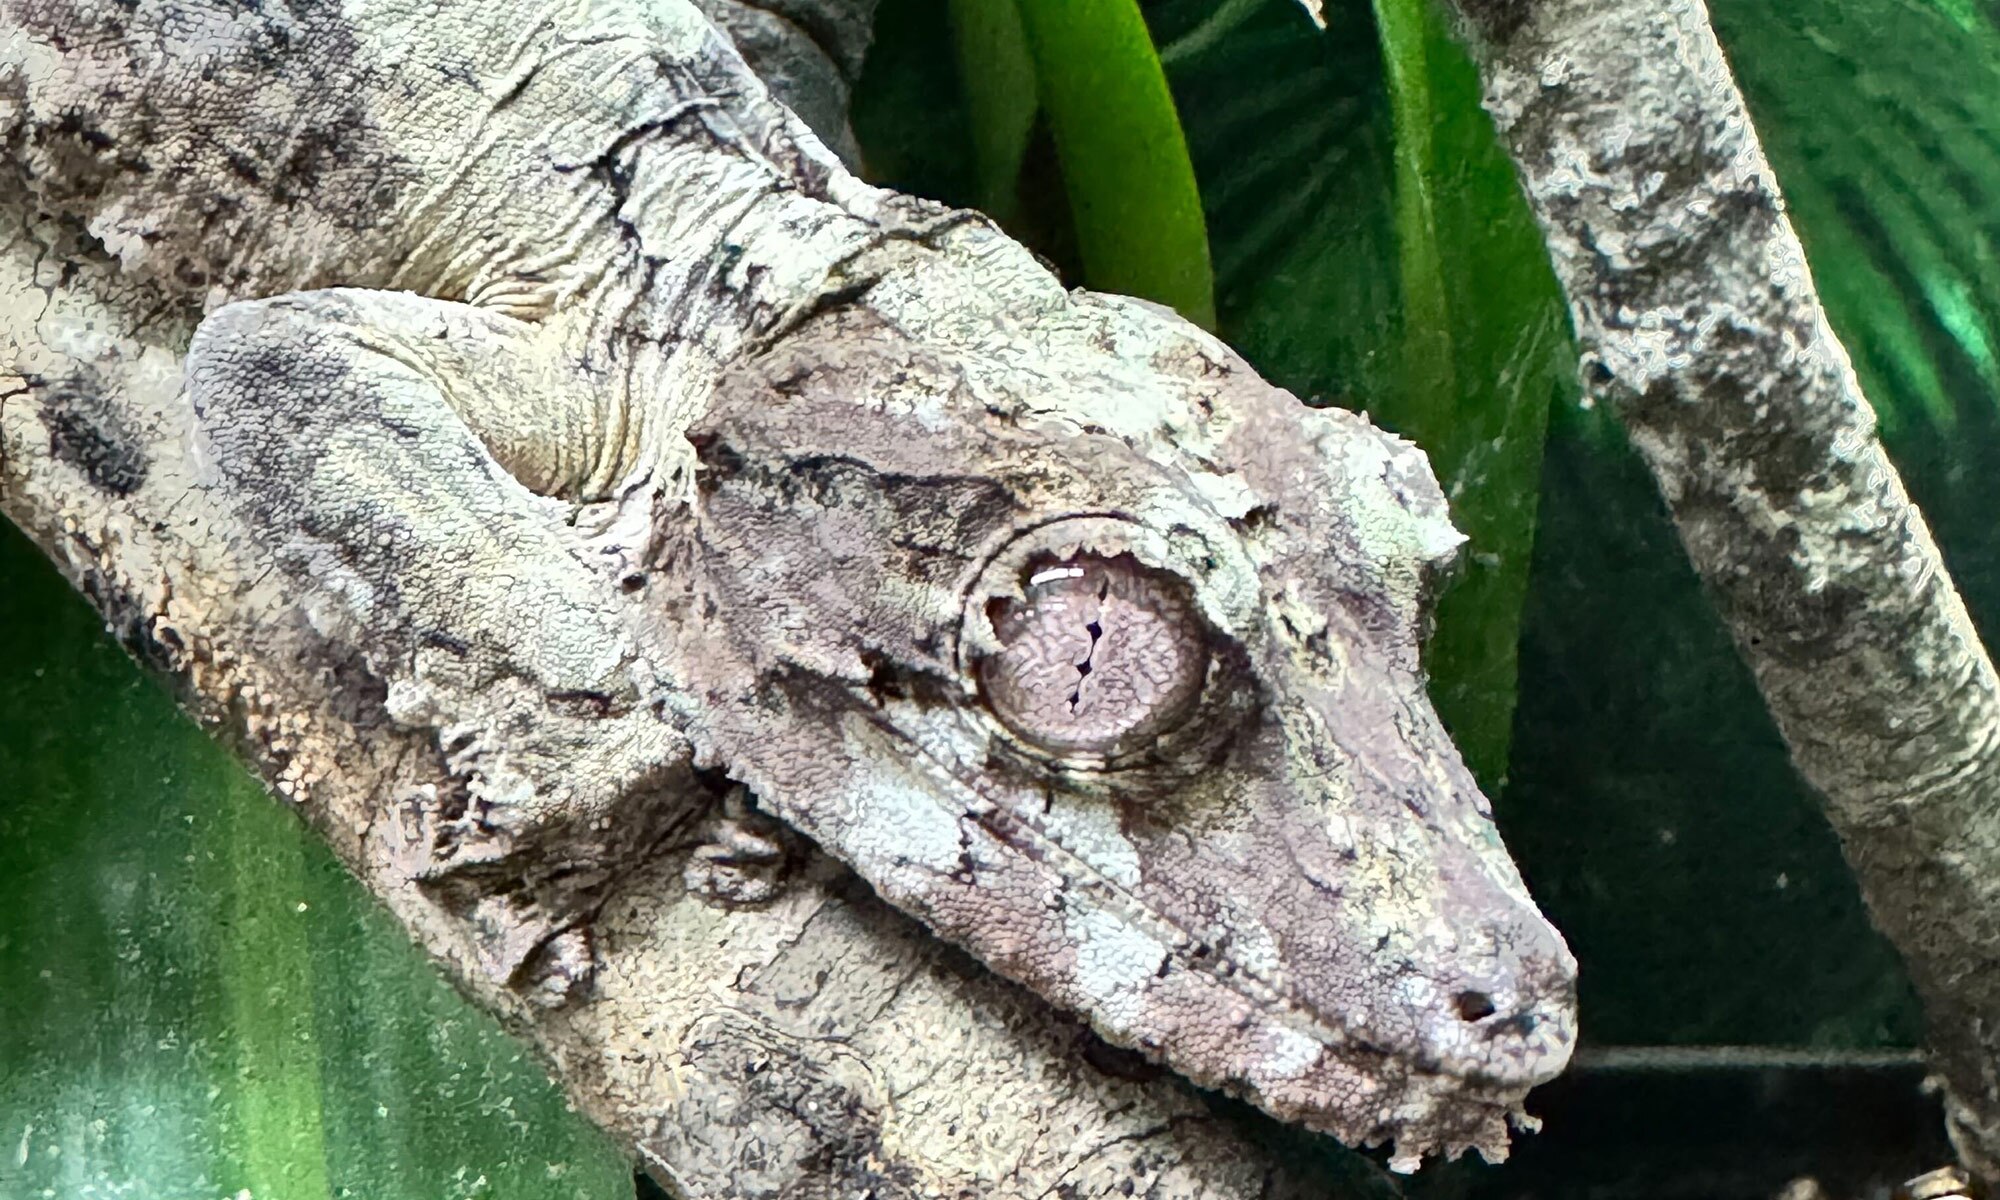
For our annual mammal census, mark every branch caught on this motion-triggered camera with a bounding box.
[1437,0,2000,1178]
[692,0,880,165]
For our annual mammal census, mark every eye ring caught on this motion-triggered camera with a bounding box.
[957,516,1243,770]
[976,552,1210,758]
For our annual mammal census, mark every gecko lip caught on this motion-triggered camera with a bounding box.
[852,700,1577,1108]
[993,780,1576,1093]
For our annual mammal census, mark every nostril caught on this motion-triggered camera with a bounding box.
[1453,990,1497,1022]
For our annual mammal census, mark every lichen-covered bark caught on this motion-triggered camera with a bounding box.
[1440,0,2000,1178]
[692,0,879,165]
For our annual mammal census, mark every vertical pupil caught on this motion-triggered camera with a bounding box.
[1070,618,1103,711]
[977,555,1207,756]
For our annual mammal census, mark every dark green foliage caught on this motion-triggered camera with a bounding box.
[1505,401,1922,1048]
[947,0,1037,224]
[851,0,980,206]
[0,521,633,1199]
[1709,0,2000,644]
[1154,0,1572,788]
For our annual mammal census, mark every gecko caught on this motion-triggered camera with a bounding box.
[0,0,1576,1169]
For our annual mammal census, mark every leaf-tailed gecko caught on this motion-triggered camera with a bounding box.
[0,0,1575,1169]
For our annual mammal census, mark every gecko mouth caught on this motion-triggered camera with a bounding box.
[842,706,1576,1103]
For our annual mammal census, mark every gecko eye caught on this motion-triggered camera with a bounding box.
[977,554,1209,757]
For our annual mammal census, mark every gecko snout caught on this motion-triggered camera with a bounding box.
[1424,971,1577,1088]
[1409,882,1579,1087]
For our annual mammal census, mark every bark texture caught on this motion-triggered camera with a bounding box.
[1442,0,2000,1178]
[692,0,879,165]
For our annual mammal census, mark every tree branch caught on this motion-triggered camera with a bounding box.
[692,0,880,165]
[1438,0,2000,1178]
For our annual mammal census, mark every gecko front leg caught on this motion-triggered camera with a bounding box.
[186,288,695,998]
[683,784,803,907]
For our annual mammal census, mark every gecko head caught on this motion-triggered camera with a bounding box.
[676,266,1577,1167]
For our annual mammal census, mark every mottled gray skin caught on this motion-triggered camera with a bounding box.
[2,0,1573,1167]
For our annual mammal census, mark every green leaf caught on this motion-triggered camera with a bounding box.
[1711,0,2000,443]
[1150,0,1573,788]
[1005,0,1218,328]
[0,521,633,1199]
[948,0,1038,223]
[1366,0,1571,788]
